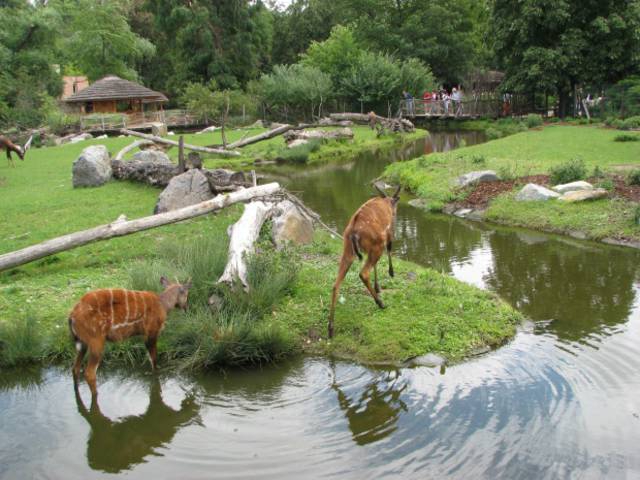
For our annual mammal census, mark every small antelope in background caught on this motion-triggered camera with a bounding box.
[69,276,191,397]
[0,134,32,167]
[328,184,401,338]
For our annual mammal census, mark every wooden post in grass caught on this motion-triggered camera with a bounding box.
[178,135,185,173]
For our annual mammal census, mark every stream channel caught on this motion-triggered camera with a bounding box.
[1,130,639,479]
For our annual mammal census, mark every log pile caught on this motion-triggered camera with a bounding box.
[282,127,354,144]
[329,113,415,133]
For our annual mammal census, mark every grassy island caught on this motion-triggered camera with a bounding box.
[0,133,521,369]
[385,125,640,245]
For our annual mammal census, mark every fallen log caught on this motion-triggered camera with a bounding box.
[0,183,281,272]
[283,127,354,143]
[226,124,293,149]
[218,201,276,288]
[114,140,155,161]
[120,129,241,157]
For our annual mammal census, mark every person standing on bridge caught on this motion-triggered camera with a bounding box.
[403,90,415,117]
[452,87,463,117]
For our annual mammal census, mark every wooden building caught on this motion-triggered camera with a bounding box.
[64,75,168,114]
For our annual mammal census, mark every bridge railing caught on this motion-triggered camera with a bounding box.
[399,96,524,118]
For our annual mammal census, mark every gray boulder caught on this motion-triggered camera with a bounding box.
[154,169,213,213]
[455,170,499,188]
[271,200,314,248]
[558,188,608,203]
[552,180,593,194]
[406,353,446,368]
[515,183,560,201]
[408,198,429,209]
[72,145,112,188]
[132,149,171,164]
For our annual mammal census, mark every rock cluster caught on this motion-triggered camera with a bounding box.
[515,181,607,203]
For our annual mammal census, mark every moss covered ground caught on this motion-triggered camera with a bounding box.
[385,125,640,242]
[0,132,521,368]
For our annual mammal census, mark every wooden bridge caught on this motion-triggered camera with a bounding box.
[398,95,531,120]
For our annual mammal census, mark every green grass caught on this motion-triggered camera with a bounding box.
[271,234,521,364]
[385,125,640,242]
[0,131,521,368]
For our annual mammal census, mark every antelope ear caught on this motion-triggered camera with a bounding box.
[393,185,402,199]
[373,180,388,198]
[160,276,170,288]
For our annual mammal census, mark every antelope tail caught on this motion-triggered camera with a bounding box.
[350,233,363,260]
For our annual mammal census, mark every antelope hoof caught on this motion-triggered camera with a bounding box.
[375,283,381,294]
[375,298,386,309]
[328,325,334,339]
[389,267,395,278]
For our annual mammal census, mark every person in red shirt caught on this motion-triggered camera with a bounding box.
[422,91,432,114]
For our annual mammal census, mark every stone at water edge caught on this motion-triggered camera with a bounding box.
[558,188,608,203]
[454,170,499,188]
[132,150,171,164]
[552,180,594,194]
[154,169,213,213]
[454,208,473,218]
[406,353,446,368]
[408,198,429,209]
[515,183,561,201]
[271,200,314,248]
[72,145,112,188]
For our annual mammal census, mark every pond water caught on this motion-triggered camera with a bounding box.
[2,131,640,479]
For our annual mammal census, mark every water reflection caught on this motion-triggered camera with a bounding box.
[486,230,640,341]
[75,376,200,473]
[330,362,407,445]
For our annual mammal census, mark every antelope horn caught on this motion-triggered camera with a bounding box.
[23,135,33,153]
[392,184,401,198]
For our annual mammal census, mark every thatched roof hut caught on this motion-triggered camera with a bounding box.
[64,75,168,114]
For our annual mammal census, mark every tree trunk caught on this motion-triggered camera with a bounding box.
[218,201,275,288]
[114,140,155,161]
[120,129,240,156]
[0,183,281,272]
[178,135,185,173]
[227,124,293,149]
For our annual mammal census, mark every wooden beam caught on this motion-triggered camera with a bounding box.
[121,129,240,157]
[0,183,281,272]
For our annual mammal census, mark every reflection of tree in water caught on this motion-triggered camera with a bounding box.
[486,231,640,341]
[331,365,407,446]
[396,212,484,272]
[75,377,200,474]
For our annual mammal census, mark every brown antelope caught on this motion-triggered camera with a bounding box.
[328,184,401,338]
[68,276,192,397]
[0,134,32,167]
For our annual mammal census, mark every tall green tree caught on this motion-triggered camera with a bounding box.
[54,0,155,81]
[145,0,274,96]
[0,0,62,127]
[490,0,640,116]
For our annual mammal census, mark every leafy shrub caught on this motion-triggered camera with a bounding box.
[624,116,640,129]
[498,163,518,181]
[525,114,543,128]
[627,169,640,186]
[471,154,486,165]
[614,134,640,142]
[612,119,627,130]
[635,205,640,226]
[549,158,587,185]
[485,127,502,140]
[604,116,615,126]
[596,178,614,191]
[592,165,605,178]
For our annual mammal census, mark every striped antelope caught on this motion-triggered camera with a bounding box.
[328,184,401,338]
[69,277,191,397]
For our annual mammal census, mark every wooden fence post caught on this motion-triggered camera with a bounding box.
[178,135,185,173]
